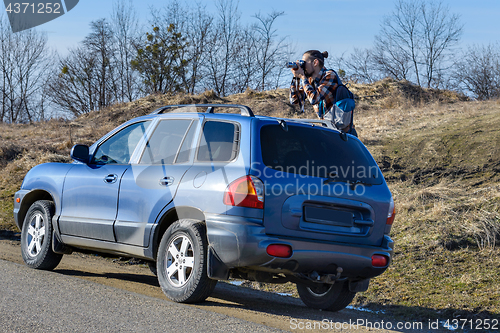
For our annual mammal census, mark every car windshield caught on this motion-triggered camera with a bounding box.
[260,123,382,185]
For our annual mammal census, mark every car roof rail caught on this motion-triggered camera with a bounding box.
[151,104,255,117]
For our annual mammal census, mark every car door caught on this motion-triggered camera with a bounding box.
[113,116,201,247]
[59,121,151,241]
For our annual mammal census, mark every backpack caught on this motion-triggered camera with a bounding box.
[320,71,356,136]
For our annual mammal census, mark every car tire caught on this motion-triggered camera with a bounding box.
[21,200,63,270]
[297,281,356,312]
[156,219,217,303]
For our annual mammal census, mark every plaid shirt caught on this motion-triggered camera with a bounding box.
[289,67,339,115]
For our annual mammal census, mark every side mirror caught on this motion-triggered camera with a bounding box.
[70,144,89,164]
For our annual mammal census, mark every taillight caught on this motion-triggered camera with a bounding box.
[372,254,389,267]
[386,197,396,225]
[223,175,264,209]
[267,244,292,258]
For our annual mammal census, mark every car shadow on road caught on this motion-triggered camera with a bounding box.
[54,269,160,287]
[207,282,494,332]
[0,230,20,241]
[52,267,493,332]
[208,282,382,323]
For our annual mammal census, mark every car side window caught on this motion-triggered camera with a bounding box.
[140,119,193,164]
[92,121,151,165]
[197,121,238,162]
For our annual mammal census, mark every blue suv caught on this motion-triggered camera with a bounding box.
[14,104,395,311]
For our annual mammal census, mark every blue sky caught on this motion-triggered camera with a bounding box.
[37,0,500,58]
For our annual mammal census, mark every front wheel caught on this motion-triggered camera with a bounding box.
[156,219,217,303]
[21,200,63,270]
[297,281,356,312]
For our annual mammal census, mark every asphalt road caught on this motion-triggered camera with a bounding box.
[0,237,452,333]
[0,259,279,333]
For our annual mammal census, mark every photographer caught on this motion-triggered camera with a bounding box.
[289,50,357,136]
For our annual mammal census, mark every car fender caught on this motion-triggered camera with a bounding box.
[19,163,75,218]
[146,200,206,260]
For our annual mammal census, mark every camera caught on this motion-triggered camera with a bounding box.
[286,60,306,70]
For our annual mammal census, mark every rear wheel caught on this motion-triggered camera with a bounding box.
[156,219,217,303]
[21,200,63,270]
[297,281,356,312]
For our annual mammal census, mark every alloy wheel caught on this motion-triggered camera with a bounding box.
[165,234,195,287]
[25,212,46,258]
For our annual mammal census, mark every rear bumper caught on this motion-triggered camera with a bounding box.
[206,213,394,279]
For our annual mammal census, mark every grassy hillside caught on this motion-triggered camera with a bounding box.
[355,99,500,319]
[1,80,499,320]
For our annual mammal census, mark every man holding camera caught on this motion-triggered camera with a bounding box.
[289,50,338,114]
[289,50,357,137]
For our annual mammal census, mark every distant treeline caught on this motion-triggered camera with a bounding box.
[0,0,498,123]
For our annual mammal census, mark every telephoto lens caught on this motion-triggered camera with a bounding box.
[286,60,306,70]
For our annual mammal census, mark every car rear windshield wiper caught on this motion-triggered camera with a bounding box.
[323,177,373,190]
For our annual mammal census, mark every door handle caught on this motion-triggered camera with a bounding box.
[159,177,174,186]
[104,174,118,184]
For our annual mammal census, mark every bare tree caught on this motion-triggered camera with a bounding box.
[374,0,421,84]
[371,38,412,81]
[345,48,380,83]
[420,1,462,88]
[111,0,140,102]
[84,19,116,109]
[232,27,257,93]
[252,10,289,91]
[373,0,462,88]
[47,19,120,116]
[453,44,500,100]
[48,46,99,116]
[185,3,214,94]
[205,0,241,96]
[15,28,53,122]
[0,17,15,122]
[0,15,52,123]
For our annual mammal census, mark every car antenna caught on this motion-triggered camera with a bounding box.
[278,119,288,132]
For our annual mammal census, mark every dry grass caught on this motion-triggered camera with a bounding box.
[1,80,499,318]
[391,180,500,250]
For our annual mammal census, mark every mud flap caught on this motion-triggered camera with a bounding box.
[52,232,73,255]
[207,245,229,280]
[349,279,370,292]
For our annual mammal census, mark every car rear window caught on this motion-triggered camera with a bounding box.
[260,124,382,184]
